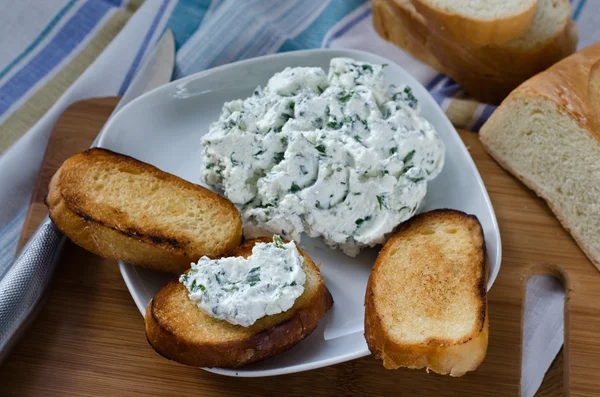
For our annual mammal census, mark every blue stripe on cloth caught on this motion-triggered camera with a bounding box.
[118,0,170,95]
[0,0,119,117]
[322,2,371,48]
[175,0,264,72]
[164,0,212,51]
[0,0,79,82]
[204,0,280,67]
[176,0,329,76]
[0,206,28,277]
[278,0,367,52]
[232,0,326,63]
[472,105,497,132]
[425,74,445,90]
[572,0,587,20]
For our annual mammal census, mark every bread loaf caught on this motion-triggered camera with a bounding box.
[373,0,577,104]
[411,0,537,47]
[480,43,600,272]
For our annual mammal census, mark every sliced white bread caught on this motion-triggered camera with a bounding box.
[411,0,538,47]
[374,0,577,104]
[480,43,600,272]
[365,210,488,377]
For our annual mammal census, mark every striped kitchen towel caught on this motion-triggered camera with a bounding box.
[0,1,597,395]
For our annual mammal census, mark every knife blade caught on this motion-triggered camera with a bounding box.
[0,29,176,363]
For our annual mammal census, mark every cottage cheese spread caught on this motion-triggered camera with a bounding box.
[201,58,445,256]
[180,236,305,327]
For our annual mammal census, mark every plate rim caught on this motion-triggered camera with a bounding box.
[99,48,502,377]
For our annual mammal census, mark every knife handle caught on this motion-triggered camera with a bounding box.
[0,216,66,363]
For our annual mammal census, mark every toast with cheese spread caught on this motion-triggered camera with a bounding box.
[364,209,488,376]
[145,238,333,367]
[46,148,242,273]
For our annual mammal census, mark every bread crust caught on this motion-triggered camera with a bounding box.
[374,0,577,104]
[145,238,333,368]
[411,0,537,47]
[46,148,242,273]
[364,209,488,377]
[480,43,600,271]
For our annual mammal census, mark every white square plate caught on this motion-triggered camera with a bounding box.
[97,49,501,377]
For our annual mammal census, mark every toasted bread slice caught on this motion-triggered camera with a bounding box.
[46,148,242,273]
[145,238,333,367]
[364,209,488,377]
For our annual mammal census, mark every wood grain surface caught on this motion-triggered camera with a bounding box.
[1,97,598,396]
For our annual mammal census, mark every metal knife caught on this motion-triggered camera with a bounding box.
[0,29,175,363]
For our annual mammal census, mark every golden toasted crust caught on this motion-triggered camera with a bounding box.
[145,238,333,368]
[364,209,488,377]
[46,148,242,273]
[410,0,537,47]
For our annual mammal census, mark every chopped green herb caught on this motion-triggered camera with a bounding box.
[361,64,373,72]
[273,152,285,163]
[280,136,288,145]
[317,86,324,94]
[181,274,189,283]
[354,135,361,142]
[247,273,260,287]
[353,192,361,196]
[315,144,326,155]
[382,63,389,68]
[253,150,264,158]
[199,284,206,291]
[190,280,199,292]
[390,147,397,155]
[273,235,285,248]
[290,182,301,193]
[326,120,342,129]
[215,274,221,284]
[403,150,416,164]
[290,281,297,286]
[205,163,215,169]
[409,177,425,183]
[289,101,295,111]
[337,91,352,103]
[230,153,239,166]
[377,195,384,209]
[316,200,322,209]
[238,122,246,131]
[336,167,342,172]
[355,216,372,226]
[403,86,418,108]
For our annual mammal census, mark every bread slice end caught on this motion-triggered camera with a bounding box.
[366,303,488,377]
[364,209,488,377]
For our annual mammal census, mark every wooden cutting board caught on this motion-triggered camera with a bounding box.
[1,97,598,396]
